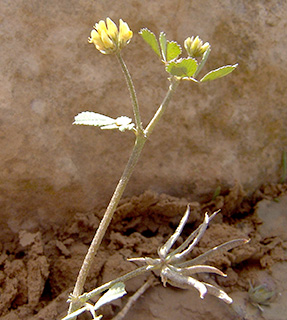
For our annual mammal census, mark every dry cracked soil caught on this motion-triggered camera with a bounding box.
[1,183,287,320]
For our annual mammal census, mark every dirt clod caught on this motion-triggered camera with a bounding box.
[0,186,286,319]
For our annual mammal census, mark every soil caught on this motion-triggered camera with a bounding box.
[1,184,287,320]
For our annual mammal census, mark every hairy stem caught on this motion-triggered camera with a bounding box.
[68,59,180,318]
[68,135,146,315]
[145,77,180,138]
[116,52,143,133]
[81,265,153,302]
[68,54,145,316]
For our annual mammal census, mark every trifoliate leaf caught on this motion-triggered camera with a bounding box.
[73,112,135,132]
[159,32,167,61]
[139,28,161,57]
[166,41,182,62]
[166,58,198,78]
[200,64,238,82]
[94,282,127,310]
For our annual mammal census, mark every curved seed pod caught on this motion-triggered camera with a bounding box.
[169,264,226,277]
[203,282,233,304]
[158,204,190,259]
[160,266,207,299]
[179,238,249,267]
[170,213,210,262]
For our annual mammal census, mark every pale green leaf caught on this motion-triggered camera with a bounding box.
[61,304,103,320]
[159,32,167,61]
[193,46,211,78]
[200,64,238,82]
[73,112,115,127]
[166,58,198,78]
[73,112,134,132]
[166,41,182,62]
[94,282,126,310]
[139,28,161,57]
[62,283,126,319]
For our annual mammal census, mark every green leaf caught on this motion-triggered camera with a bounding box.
[166,41,182,62]
[94,282,127,310]
[139,28,161,57]
[166,58,198,78]
[63,283,126,320]
[200,64,238,82]
[159,32,167,61]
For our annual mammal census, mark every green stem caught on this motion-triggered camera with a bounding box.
[145,77,180,138]
[81,265,153,302]
[116,52,143,133]
[68,135,146,315]
[69,54,146,315]
[67,59,180,317]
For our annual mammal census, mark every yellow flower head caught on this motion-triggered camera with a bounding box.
[184,36,210,58]
[88,17,133,54]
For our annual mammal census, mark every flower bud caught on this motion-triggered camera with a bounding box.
[184,36,210,58]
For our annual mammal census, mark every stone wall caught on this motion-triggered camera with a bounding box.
[1,0,286,237]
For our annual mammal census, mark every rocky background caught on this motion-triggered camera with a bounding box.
[1,0,287,238]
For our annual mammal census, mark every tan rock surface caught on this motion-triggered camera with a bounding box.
[1,1,287,235]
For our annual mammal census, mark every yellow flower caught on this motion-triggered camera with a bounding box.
[184,36,210,58]
[118,19,133,49]
[88,17,133,54]
[106,18,118,41]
